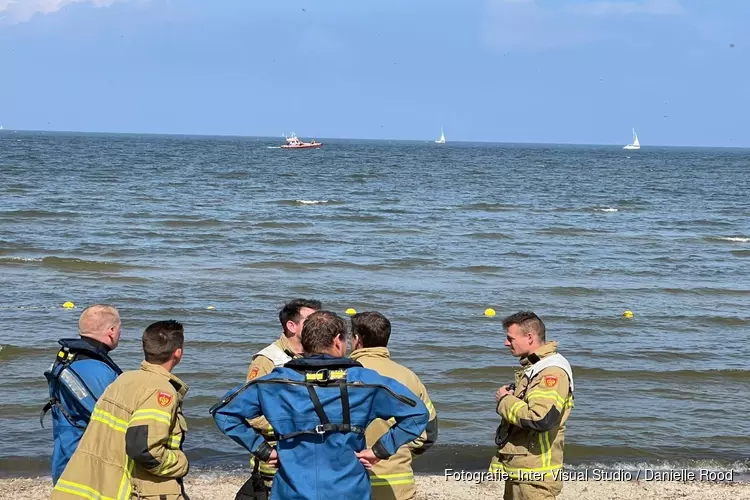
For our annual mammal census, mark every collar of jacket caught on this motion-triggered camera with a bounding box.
[140,360,189,398]
[349,347,390,361]
[285,354,363,372]
[275,333,301,358]
[79,335,112,353]
[57,337,122,374]
[520,341,558,367]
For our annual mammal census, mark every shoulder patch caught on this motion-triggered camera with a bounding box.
[157,391,173,407]
[248,366,260,380]
[543,375,558,388]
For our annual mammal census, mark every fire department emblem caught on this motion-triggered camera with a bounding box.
[543,376,558,388]
[157,391,173,407]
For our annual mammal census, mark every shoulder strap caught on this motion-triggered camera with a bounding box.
[275,371,363,441]
[524,353,575,392]
[39,339,120,428]
[254,344,293,367]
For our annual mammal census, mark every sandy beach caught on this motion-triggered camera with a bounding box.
[2,474,748,500]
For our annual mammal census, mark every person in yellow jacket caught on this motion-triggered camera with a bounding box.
[490,311,574,500]
[237,298,321,500]
[349,311,438,500]
[51,320,190,500]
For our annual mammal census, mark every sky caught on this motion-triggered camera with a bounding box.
[0,0,748,146]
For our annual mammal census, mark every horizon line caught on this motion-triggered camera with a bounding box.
[1,127,747,150]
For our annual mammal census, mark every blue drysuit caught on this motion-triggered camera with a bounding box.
[42,337,121,484]
[211,354,430,500]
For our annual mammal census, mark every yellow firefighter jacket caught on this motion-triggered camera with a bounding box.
[245,334,302,485]
[51,361,190,500]
[490,341,574,482]
[350,347,438,500]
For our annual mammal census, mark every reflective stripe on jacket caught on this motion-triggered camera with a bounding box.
[490,341,574,481]
[51,361,190,500]
[350,347,438,500]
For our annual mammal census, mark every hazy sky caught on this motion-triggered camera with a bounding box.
[1,0,747,146]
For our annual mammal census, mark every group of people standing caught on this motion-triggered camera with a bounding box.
[42,299,574,500]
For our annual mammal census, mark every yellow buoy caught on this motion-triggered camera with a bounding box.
[62,301,75,309]
[484,308,496,317]
[207,305,216,310]
[345,308,356,316]
[623,310,634,318]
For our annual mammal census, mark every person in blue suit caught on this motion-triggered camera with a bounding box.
[210,310,430,500]
[41,304,123,485]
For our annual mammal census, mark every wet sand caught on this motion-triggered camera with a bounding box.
[2,474,748,500]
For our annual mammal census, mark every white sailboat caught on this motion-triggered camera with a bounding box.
[623,128,640,150]
[435,127,446,144]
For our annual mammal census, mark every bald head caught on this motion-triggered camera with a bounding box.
[79,304,122,350]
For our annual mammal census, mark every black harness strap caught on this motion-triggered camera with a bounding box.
[273,374,362,441]
[306,383,330,426]
[339,378,351,432]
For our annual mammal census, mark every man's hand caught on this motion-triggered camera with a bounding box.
[355,449,380,471]
[496,385,514,402]
[267,449,279,468]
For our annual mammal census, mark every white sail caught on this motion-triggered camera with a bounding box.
[435,127,446,144]
[623,128,640,150]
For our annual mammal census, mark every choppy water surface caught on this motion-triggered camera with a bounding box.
[1,132,749,476]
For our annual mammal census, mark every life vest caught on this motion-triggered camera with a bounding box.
[40,338,122,429]
[210,357,418,442]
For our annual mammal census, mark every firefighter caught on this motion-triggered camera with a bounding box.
[42,304,123,485]
[349,311,438,500]
[51,320,191,500]
[239,299,321,500]
[211,310,430,500]
[490,311,575,500]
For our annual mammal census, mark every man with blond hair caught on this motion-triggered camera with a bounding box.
[42,304,123,484]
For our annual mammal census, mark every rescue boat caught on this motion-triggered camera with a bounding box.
[281,134,322,149]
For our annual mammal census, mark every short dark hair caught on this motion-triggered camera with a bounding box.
[142,320,184,363]
[502,311,546,342]
[351,311,391,348]
[279,299,322,333]
[301,310,346,354]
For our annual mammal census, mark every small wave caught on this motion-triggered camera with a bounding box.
[254,221,311,229]
[274,199,340,206]
[215,171,250,179]
[593,207,618,212]
[446,366,750,382]
[245,258,439,272]
[548,286,601,297]
[537,227,609,236]
[706,236,750,243]
[161,219,223,228]
[564,459,750,474]
[460,202,516,212]
[266,146,281,149]
[0,256,142,272]
[0,210,79,219]
[574,367,750,382]
[449,265,506,274]
[327,214,386,223]
[662,287,750,296]
[0,345,52,360]
[731,250,750,258]
[464,232,512,240]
